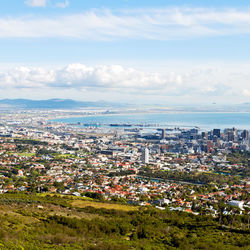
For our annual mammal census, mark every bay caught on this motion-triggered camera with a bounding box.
[52,112,250,130]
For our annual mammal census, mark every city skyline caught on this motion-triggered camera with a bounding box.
[0,0,250,105]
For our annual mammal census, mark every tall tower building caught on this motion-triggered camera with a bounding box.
[161,129,166,139]
[141,147,149,164]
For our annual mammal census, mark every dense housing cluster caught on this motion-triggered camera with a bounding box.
[0,110,249,217]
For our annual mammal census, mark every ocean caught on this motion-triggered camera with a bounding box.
[52,112,250,131]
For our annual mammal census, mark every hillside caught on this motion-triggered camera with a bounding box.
[0,193,249,249]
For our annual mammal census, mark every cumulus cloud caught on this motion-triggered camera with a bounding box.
[0,64,173,92]
[25,0,46,7]
[1,7,250,40]
[0,63,248,99]
[0,66,55,88]
[55,0,69,8]
[54,64,171,90]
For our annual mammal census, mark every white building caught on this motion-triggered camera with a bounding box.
[141,147,149,164]
[227,200,244,210]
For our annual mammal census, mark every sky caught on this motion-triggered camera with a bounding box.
[0,0,250,105]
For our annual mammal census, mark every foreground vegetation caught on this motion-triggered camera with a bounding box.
[0,193,249,249]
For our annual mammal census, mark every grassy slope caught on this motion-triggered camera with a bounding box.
[0,193,249,249]
[71,200,138,211]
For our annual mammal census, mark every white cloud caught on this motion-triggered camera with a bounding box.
[0,64,184,93]
[25,0,46,7]
[0,63,249,100]
[0,66,55,88]
[55,0,69,8]
[1,7,250,40]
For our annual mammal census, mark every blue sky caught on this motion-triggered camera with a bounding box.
[0,0,250,105]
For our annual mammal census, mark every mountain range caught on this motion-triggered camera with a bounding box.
[0,99,124,109]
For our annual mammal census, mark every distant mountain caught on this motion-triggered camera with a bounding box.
[0,99,125,109]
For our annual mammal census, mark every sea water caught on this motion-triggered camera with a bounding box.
[52,112,250,130]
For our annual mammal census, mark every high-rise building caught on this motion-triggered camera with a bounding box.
[227,131,235,142]
[224,128,236,141]
[213,129,221,138]
[241,130,249,140]
[141,147,149,164]
[201,131,208,139]
[161,129,166,139]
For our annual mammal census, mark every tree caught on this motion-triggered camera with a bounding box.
[53,181,65,193]
[217,202,226,226]
[231,206,241,228]
[243,207,250,229]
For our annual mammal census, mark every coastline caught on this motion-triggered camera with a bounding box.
[49,111,250,130]
[49,110,250,120]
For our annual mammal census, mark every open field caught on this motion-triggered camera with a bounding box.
[71,200,138,211]
[17,152,36,157]
[37,193,93,200]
